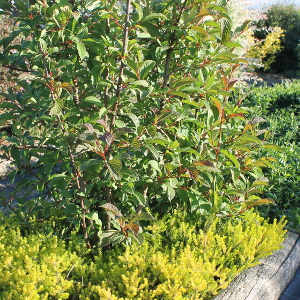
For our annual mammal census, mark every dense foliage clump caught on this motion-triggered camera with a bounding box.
[0,210,287,299]
[0,0,280,252]
[232,81,300,232]
[252,3,300,76]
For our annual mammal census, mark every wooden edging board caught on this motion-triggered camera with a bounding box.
[213,231,300,300]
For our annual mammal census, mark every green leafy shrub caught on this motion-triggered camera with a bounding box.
[0,0,278,252]
[78,209,287,300]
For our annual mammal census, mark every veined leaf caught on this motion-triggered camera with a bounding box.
[148,126,156,137]
[100,203,123,217]
[133,191,147,206]
[190,26,208,36]
[164,182,175,201]
[140,60,155,79]
[130,212,155,223]
[137,32,151,38]
[76,41,89,60]
[147,138,168,147]
[192,161,221,172]
[99,132,115,146]
[82,96,102,107]
[154,109,177,124]
[171,77,197,90]
[85,212,102,226]
[246,198,276,207]
[61,82,73,95]
[108,159,122,179]
[81,159,102,171]
[235,135,263,145]
[141,13,167,22]
[128,113,140,128]
[248,116,266,125]
[170,91,190,100]
[111,234,126,246]
[131,80,149,87]
[221,19,231,44]
[261,144,282,151]
[220,150,240,168]
[147,144,160,160]
[130,137,140,149]
[50,99,64,115]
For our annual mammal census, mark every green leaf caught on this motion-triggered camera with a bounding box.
[140,60,155,79]
[170,91,190,100]
[85,212,102,226]
[133,191,147,206]
[235,135,263,145]
[147,144,160,160]
[190,26,208,36]
[0,102,16,109]
[80,159,102,171]
[224,41,242,48]
[171,77,197,90]
[164,182,175,201]
[147,160,160,171]
[128,113,140,128]
[246,198,276,207]
[130,212,155,223]
[220,150,240,168]
[108,159,122,179]
[50,99,64,115]
[100,203,123,217]
[65,203,81,214]
[141,13,167,22]
[111,233,126,246]
[82,96,102,107]
[131,80,149,87]
[147,138,168,147]
[221,19,232,44]
[137,32,151,38]
[76,41,89,60]
[130,137,140,149]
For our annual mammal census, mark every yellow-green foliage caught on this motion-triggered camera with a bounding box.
[0,210,286,300]
[0,221,81,300]
[79,210,287,300]
[247,26,284,71]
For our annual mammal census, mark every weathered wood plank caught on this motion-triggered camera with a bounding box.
[213,231,300,300]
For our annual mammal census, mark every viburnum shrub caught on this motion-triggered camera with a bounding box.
[0,0,279,252]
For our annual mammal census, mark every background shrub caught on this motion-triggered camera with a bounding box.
[232,81,300,232]
[252,3,300,76]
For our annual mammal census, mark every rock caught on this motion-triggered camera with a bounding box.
[0,159,16,179]
[213,231,300,300]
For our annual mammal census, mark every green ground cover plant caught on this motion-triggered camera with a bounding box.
[0,209,287,300]
[233,81,300,232]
